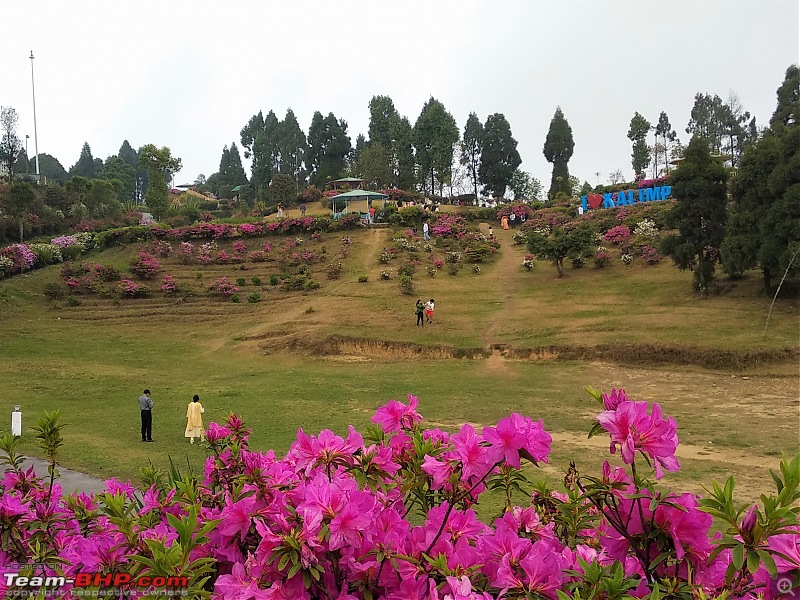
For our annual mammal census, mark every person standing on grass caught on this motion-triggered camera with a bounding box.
[277,204,284,218]
[509,212,516,228]
[501,215,509,230]
[423,220,430,241]
[424,298,435,324]
[185,395,205,444]
[416,299,425,327]
[139,389,153,442]
[300,203,307,217]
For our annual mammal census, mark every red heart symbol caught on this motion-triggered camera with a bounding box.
[588,194,603,209]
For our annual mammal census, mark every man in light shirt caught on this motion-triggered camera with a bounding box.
[139,389,154,442]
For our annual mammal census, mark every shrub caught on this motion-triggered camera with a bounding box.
[326,261,343,280]
[150,239,173,258]
[251,276,262,286]
[357,275,369,283]
[603,225,632,246]
[447,263,460,276]
[378,250,392,264]
[29,243,63,266]
[512,231,527,245]
[426,266,436,278]
[269,275,280,286]
[398,274,414,295]
[66,296,81,306]
[621,253,633,265]
[231,293,240,303]
[641,245,662,265]
[161,275,178,295]
[129,252,160,279]
[235,277,246,286]
[61,244,83,261]
[397,263,416,277]
[594,249,613,268]
[464,240,492,263]
[248,250,266,263]
[571,256,586,269]
[209,276,239,298]
[634,218,659,237]
[43,282,65,300]
[232,240,247,255]
[379,269,391,280]
[472,264,481,274]
[522,254,535,271]
[118,278,150,298]
[247,292,261,303]
[445,251,462,264]
[178,242,195,264]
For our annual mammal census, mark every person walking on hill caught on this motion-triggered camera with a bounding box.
[415,299,425,327]
[369,205,376,224]
[424,298,435,324]
[139,389,154,442]
[185,395,205,444]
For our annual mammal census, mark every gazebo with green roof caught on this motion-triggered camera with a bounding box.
[329,177,365,191]
[329,189,389,221]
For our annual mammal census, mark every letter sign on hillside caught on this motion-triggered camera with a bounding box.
[581,185,671,212]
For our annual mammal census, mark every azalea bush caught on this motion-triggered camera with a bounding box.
[641,245,662,266]
[210,276,239,298]
[603,225,632,246]
[117,278,150,298]
[0,243,37,275]
[129,251,161,279]
[594,248,613,268]
[0,389,797,600]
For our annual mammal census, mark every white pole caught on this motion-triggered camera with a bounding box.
[30,51,40,182]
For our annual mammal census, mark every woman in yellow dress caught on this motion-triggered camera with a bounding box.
[185,395,205,444]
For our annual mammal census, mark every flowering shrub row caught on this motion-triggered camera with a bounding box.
[0,389,797,599]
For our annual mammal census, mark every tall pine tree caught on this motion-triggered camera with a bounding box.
[479,113,521,198]
[543,107,574,198]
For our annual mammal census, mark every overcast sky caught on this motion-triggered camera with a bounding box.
[2,0,798,190]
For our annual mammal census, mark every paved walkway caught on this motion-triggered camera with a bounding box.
[18,457,108,495]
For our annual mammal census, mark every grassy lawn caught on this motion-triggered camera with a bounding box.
[0,225,797,508]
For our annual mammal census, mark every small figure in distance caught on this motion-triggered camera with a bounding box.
[488,225,494,239]
[300,202,307,217]
[423,220,430,242]
[277,203,284,218]
[416,299,425,327]
[185,395,205,444]
[139,389,154,442]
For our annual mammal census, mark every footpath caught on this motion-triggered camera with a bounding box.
[18,456,107,495]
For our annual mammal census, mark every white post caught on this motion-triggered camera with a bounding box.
[11,405,22,437]
[30,51,40,182]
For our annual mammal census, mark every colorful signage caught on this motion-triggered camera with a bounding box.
[581,185,672,212]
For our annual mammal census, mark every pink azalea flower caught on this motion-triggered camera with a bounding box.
[103,478,136,497]
[215,561,270,600]
[329,502,371,550]
[372,394,423,432]
[421,455,453,489]
[483,416,528,468]
[219,495,257,542]
[596,400,680,478]
[602,388,629,410]
[452,424,494,480]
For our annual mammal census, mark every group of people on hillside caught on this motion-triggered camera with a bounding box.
[415,298,435,326]
[138,390,206,444]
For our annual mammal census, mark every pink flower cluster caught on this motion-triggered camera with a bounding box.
[118,278,149,297]
[128,251,161,279]
[0,390,794,600]
[603,225,632,246]
[51,235,79,248]
[161,275,177,295]
[641,245,662,265]
[0,244,37,274]
[431,214,468,238]
[210,276,238,297]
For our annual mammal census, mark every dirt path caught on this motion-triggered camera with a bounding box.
[480,225,523,346]
[362,228,385,272]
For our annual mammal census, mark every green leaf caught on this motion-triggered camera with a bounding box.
[746,550,761,574]
[757,549,778,578]
[732,544,745,569]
